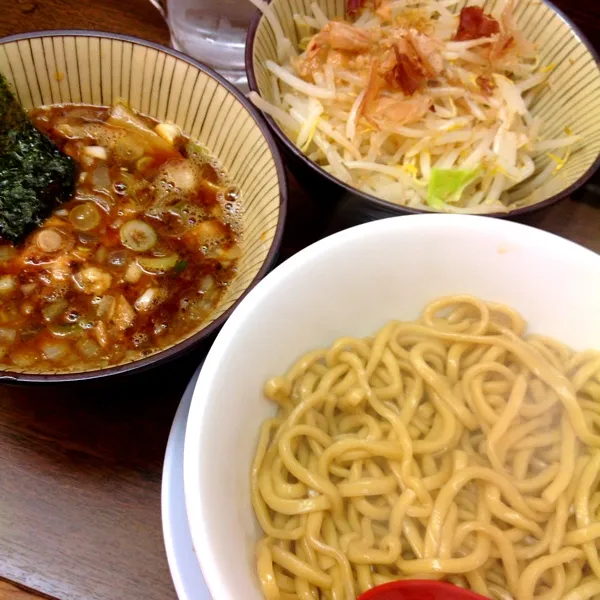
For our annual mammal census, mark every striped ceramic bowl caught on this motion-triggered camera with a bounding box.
[246,0,600,217]
[0,31,287,382]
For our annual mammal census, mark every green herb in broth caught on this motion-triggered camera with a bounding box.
[172,259,188,275]
[0,74,76,243]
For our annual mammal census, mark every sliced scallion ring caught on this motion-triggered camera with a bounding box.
[70,202,101,231]
[137,254,179,274]
[120,219,157,252]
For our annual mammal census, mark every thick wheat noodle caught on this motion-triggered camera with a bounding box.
[251,295,600,599]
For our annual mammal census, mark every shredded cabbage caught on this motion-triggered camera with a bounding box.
[427,167,479,208]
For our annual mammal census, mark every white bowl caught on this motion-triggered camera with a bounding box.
[161,365,212,600]
[183,214,600,600]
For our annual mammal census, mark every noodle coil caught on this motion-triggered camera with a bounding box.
[251,295,600,600]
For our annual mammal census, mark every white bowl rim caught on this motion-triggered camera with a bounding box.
[183,213,600,599]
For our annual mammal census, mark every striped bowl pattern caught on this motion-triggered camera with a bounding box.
[248,0,600,214]
[0,32,286,380]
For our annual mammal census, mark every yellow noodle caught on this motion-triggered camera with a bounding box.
[252,296,600,599]
[563,579,600,600]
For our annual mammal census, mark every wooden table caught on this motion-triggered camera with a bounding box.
[1,1,600,599]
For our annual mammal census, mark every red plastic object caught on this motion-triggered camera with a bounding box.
[358,580,489,600]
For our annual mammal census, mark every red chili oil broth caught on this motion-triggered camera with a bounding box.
[0,103,242,371]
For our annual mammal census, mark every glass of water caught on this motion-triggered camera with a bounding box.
[149,0,257,90]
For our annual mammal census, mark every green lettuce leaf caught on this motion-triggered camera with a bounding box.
[427,167,479,210]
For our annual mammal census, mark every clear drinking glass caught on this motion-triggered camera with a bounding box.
[149,0,256,90]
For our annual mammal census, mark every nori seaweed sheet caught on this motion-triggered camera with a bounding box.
[0,74,76,243]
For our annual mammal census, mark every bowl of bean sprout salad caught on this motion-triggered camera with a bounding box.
[246,0,600,216]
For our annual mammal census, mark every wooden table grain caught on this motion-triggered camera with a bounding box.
[1,1,600,600]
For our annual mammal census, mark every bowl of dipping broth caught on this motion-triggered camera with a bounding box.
[183,214,600,600]
[0,31,286,383]
[246,0,600,217]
